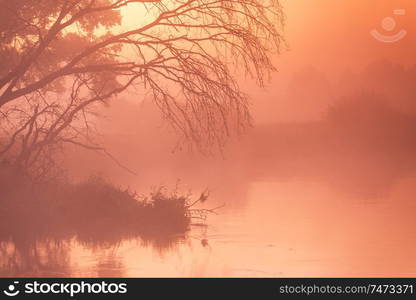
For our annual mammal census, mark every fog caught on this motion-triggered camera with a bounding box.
[2,0,416,277]
[64,0,416,194]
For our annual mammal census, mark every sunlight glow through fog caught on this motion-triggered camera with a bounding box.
[120,3,156,29]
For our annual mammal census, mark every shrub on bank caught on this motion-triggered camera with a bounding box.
[0,170,208,246]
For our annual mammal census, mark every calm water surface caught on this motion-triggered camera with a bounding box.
[3,175,415,277]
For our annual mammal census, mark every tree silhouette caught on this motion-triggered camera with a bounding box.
[0,0,284,176]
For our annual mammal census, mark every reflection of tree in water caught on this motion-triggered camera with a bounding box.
[0,232,190,277]
[0,238,71,277]
[90,245,125,278]
[0,175,217,276]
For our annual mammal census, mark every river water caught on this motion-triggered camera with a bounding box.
[3,172,415,277]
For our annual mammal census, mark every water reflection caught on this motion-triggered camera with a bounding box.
[0,233,188,277]
[0,239,71,277]
[1,159,416,277]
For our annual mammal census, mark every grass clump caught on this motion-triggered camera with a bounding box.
[0,168,211,247]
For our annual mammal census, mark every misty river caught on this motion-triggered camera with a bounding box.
[2,0,416,281]
[2,171,416,277]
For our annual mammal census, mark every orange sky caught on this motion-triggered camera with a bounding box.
[280,0,416,71]
[248,0,416,122]
[119,1,416,123]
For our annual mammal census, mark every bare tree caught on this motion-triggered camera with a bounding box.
[0,0,284,176]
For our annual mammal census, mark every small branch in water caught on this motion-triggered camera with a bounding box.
[185,189,225,221]
[190,204,225,215]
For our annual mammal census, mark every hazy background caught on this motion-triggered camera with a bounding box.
[63,0,416,194]
[4,0,416,277]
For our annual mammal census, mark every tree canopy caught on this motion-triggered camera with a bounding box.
[0,0,284,177]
